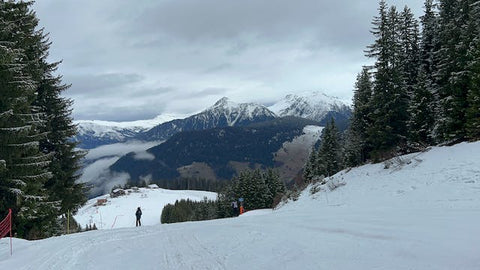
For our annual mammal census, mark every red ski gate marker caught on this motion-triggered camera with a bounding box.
[0,209,13,255]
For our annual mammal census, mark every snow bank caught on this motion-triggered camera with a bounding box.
[74,187,217,229]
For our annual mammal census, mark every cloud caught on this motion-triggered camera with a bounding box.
[134,151,155,161]
[34,0,424,121]
[79,140,162,196]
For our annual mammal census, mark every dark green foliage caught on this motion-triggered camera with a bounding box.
[366,4,410,160]
[465,1,480,140]
[0,1,86,239]
[407,0,437,147]
[344,67,373,166]
[433,0,474,143]
[342,0,480,165]
[161,198,217,224]
[304,119,343,182]
[0,1,57,239]
[111,117,319,182]
[161,168,286,224]
[316,119,343,177]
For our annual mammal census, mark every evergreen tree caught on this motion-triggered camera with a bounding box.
[316,119,342,177]
[433,0,472,143]
[366,2,409,159]
[263,169,285,207]
[407,0,437,147]
[303,146,317,182]
[344,67,373,166]
[0,1,86,238]
[465,1,480,140]
[0,3,56,238]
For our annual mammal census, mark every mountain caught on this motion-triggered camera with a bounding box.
[74,114,185,149]
[137,97,277,141]
[74,93,351,149]
[3,142,479,269]
[110,117,320,185]
[269,91,352,129]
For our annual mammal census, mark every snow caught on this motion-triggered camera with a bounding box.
[74,113,187,141]
[74,187,217,229]
[1,141,480,269]
[268,90,351,121]
[208,97,275,126]
[75,113,187,130]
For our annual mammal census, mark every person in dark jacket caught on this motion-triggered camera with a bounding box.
[135,207,142,226]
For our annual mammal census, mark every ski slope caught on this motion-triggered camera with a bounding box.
[1,142,480,269]
[74,187,218,229]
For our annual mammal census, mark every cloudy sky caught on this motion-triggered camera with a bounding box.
[33,0,423,121]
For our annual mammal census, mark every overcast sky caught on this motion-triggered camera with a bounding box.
[33,0,423,121]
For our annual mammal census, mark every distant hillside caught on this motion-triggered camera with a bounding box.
[110,117,320,185]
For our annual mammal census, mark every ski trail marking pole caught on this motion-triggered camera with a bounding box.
[67,210,70,234]
[9,209,12,256]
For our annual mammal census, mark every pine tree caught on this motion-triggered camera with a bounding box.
[303,146,317,182]
[465,1,480,140]
[0,7,56,238]
[366,2,409,159]
[316,119,342,177]
[407,0,437,147]
[0,1,86,238]
[433,0,473,143]
[263,169,285,207]
[344,67,373,166]
[35,41,87,216]
[399,6,420,94]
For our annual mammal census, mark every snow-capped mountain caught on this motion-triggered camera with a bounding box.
[138,97,276,140]
[74,114,186,149]
[75,92,351,148]
[269,91,351,122]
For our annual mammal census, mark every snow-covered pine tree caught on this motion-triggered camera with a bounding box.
[303,146,317,182]
[316,118,342,177]
[2,1,86,236]
[465,0,480,140]
[433,0,473,143]
[252,169,271,209]
[407,0,437,147]
[0,21,56,239]
[34,26,87,220]
[344,67,373,166]
[366,2,409,160]
[399,6,420,95]
[263,169,285,207]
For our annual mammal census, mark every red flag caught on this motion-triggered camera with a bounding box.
[0,209,11,239]
[0,209,13,255]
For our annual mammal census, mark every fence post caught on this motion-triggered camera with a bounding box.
[67,210,70,234]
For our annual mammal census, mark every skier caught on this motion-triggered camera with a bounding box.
[231,200,239,216]
[135,207,142,226]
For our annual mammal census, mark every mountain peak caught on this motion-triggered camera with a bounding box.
[212,97,237,108]
[268,91,351,122]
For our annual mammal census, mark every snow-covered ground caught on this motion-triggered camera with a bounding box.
[74,187,218,229]
[1,142,480,269]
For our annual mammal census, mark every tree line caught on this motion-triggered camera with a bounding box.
[161,169,285,224]
[0,1,86,239]
[305,0,480,181]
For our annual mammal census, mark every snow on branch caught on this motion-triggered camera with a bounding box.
[18,172,53,180]
[7,141,39,148]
